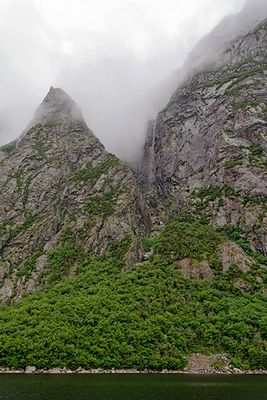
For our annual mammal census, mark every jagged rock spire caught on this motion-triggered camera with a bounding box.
[29,87,84,127]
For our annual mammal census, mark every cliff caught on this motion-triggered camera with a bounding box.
[143,18,267,256]
[0,87,150,303]
[0,2,266,372]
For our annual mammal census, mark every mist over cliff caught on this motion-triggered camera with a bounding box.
[0,0,249,161]
[0,0,266,373]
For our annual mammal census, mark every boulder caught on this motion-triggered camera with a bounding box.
[219,242,255,273]
[176,258,214,280]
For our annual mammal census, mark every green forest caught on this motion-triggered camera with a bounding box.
[0,218,266,371]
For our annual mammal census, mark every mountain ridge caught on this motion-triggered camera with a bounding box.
[0,6,266,372]
[0,87,151,304]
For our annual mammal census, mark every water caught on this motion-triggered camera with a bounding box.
[0,374,266,400]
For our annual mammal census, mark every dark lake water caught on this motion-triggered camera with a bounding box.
[0,374,266,400]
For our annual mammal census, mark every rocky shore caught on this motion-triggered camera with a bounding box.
[1,353,266,375]
[0,367,266,375]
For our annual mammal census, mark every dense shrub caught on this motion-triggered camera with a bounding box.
[0,219,266,371]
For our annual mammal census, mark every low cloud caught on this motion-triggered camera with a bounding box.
[0,0,253,161]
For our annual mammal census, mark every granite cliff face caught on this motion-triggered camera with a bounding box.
[143,17,267,255]
[0,7,266,306]
[0,88,150,303]
[0,2,266,373]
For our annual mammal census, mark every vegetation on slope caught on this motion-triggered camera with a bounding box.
[0,217,266,371]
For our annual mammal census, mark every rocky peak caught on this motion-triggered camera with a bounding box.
[0,88,150,304]
[25,86,84,132]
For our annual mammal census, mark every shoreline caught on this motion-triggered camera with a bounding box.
[1,368,267,375]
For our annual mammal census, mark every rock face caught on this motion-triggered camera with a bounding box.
[175,241,255,279]
[143,17,267,254]
[219,242,255,273]
[0,87,150,304]
[176,258,214,281]
[0,7,266,305]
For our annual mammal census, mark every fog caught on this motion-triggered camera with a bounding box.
[1,0,263,161]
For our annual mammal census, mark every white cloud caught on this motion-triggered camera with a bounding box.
[0,0,249,160]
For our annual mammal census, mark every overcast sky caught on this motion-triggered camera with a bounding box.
[0,0,247,160]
